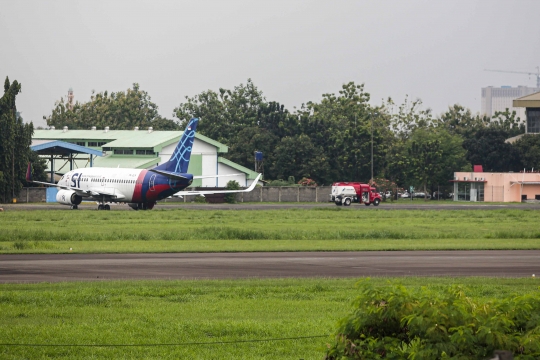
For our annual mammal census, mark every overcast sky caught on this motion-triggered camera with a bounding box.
[2,0,540,127]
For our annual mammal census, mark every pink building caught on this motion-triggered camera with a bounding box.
[452,171,540,202]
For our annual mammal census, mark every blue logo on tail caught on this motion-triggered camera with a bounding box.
[156,118,198,174]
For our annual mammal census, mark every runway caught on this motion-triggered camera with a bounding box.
[1,251,539,283]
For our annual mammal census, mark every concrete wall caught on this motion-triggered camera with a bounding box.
[14,188,47,203]
[237,186,332,203]
[161,186,334,203]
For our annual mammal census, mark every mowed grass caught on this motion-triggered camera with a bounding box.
[1,277,538,359]
[1,208,540,253]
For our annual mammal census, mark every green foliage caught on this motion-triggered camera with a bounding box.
[44,83,180,130]
[490,108,526,137]
[0,76,34,203]
[326,280,540,359]
[193,195,206,203]
[513,134,540,170]
[224,180,240,203]
[463,128,520,172]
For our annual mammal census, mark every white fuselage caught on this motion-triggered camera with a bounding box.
[58,167,145,203]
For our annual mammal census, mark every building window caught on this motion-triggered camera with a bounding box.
[113,149,133,155]
[88,142,98,147]
[97,142,107,147]
[527,108,540,134]
[75,142,85,146]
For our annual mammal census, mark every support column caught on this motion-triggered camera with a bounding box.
[50,156,54,183]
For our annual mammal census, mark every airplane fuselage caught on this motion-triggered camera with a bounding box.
[58,167,192,206]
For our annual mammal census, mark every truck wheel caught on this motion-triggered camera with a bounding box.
[335,201,342,206]
[373,199,380,206]
[364,202,370,206]
[344,198,351,206]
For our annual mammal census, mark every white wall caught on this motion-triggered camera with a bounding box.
[201,154,218,187]
[158,138,218,166]
[217,163,247,187]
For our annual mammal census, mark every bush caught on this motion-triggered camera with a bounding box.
[298,177,317,186]
[224,180,240,204]
[325,280,540,359]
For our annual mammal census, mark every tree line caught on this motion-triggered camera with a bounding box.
[45,79,540,195]
[0,77,46,203]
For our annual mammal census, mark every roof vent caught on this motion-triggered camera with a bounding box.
[91,126,96,130]
[50,126,55,130]
[104,126,109,133]
[63,126,68,132]
[134,127,139,131]
[147,127,153,133]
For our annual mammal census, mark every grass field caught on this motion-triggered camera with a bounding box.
[1,277,538,359]
[2,208,540,253]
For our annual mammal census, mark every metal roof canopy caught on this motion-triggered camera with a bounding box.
[30,140,103,183]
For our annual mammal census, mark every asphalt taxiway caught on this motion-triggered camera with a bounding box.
[1,250,539,283]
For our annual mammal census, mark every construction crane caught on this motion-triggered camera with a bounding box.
[484,67,540,88]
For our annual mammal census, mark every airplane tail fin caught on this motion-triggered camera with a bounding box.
[26,162,33,182]
[155,118,199,173]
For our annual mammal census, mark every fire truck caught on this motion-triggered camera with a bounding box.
[330,182,382,206]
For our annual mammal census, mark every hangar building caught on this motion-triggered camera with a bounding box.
[33,127,259,187]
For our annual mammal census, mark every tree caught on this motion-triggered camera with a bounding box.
[489,108,525,137]
[174,79,265,144]
[438,104,485,140]
[462,128,520,172]
[271,134,330,184]
[513,134,540,170]
[224,180,240,204]
[297,82,390,184]
[406,129,443,199]
[44,84,180,130]
[0,77,35,202]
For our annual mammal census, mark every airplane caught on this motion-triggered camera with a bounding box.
[26,118,262,210]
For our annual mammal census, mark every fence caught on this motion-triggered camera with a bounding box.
[12,186,334,204]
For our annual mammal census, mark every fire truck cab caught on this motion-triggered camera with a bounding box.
[330,182,382,206]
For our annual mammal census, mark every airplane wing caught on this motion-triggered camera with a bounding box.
[29,180,125,199]
[172,173,261,197]
[29,180,89,194]
[192,174,243,179]
[87,187,126,200]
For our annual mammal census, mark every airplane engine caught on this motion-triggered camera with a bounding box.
[56,189,82,206]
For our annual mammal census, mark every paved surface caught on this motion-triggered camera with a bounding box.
[3,202,540,211]
[1,251,539,283]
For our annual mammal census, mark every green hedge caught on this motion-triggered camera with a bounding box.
[325,280,540,359]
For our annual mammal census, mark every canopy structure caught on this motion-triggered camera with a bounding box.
[30,140,103,183]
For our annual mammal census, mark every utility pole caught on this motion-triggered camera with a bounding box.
[370,112,377,182]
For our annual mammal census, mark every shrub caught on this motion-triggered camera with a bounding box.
[325,280,540,359]
[298,177,317,187]
[224,180,240,204]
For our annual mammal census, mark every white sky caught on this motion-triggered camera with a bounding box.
[2,0,540,127]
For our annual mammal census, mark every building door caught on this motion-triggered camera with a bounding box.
[470,188,477,202]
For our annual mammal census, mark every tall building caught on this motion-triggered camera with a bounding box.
[481,86,539,121]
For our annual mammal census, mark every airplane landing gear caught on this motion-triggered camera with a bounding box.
[70,205,78,210]
[97,204,110,210]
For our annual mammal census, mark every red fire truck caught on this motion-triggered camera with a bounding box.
[330,182,382,206]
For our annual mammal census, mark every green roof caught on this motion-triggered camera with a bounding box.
[218,157,260,180]
[94,156,162,169]
[44,156,162,171]
[33,130,228,153]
